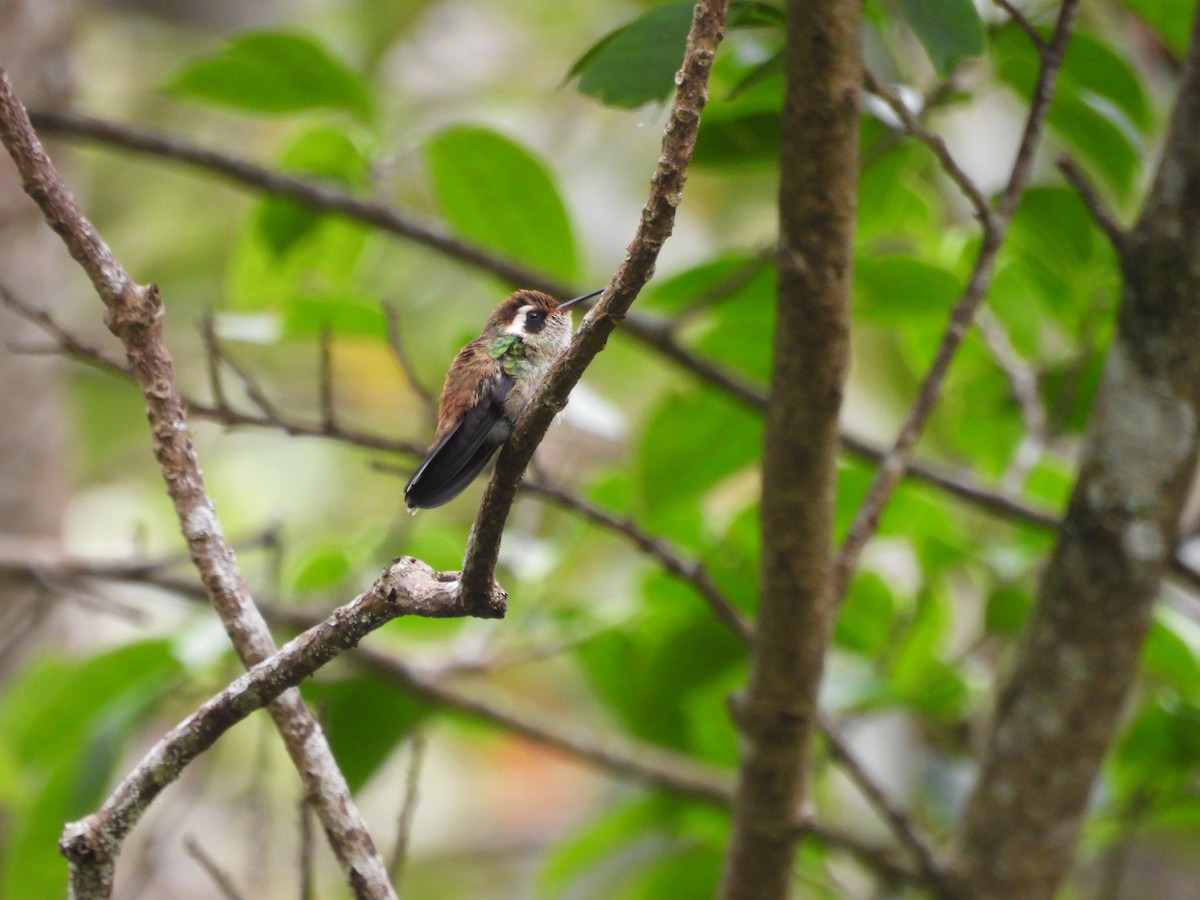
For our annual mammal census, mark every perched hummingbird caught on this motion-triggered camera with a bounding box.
[404,288,603,512]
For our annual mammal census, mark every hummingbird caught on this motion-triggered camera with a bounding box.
[404,287,603,512]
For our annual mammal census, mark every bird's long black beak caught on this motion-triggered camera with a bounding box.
[557,288,604,311]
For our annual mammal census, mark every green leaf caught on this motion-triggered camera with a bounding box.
[424,126,578,282]
[854,256,961,323]
[228,213,373,314]
[985,585,1033,636]
[836,572,896,655]
[575,574,743,755]
[539,797,667,898]
[1118,0,1193,56]
[257,126,370,257]
[0,640,181,769]
[858,145,941,253]
[167,31,372,121]
[1047,94,1140,199]
[1142,611,1200,698]
[693,282,775,384]
[568,2,694,108]
[727,1,786,29]
[0,641,183,899]
[637,389,763,543]
[1111,700,1200,799]
[618,844,724,899]
[283,291,387,338]
[1060,33,1153,132]
[885,589,969,720]
[302,677,427,793]
[640,253,772,314]
[725,51,784,101]
[289,544,354,593]
[898,0,986,75]
[693,110,782,167]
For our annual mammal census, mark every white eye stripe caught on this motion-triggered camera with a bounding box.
[506,308,531,335]
[506,305,551,335]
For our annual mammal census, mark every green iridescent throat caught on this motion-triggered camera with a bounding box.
[487,334,528,375]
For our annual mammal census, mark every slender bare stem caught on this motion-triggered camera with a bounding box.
[1057,153,1129,253]
[991,0,1048,51]
[523,478,752,641]
[383,301,438,424]
[863,68,994,227]
[183,837,248,900]
[386,734,427,888]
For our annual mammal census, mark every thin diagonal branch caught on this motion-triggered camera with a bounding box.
[863,68,994,227]
[991,0,1048,52]
[183,837,248,900]
[59,558,499,891]
[384,300,438,425]
[1056,153,1129,254]
[833,0,1082,602]
[0,66,398,900]
[457,0,730,611]
[318,325,336,429]
[386,734,427,888]
[820,717,949,889]
[522,478,753,641]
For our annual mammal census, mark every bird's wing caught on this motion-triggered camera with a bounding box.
[404,373,514,510]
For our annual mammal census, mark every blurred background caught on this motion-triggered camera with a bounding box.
[2,0,1198,897]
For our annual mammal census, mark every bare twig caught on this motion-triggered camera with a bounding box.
[204,329,284,421]
[184,837,248,900]
[834,0,1082,602]
[458,0,730,612]
[298,798,315,900]
[670,246,775,330]
[991,0,1048,52]
[523,478,753,641]
[863,68,994,227]
[386,734,427,888]
[200,313,229,409]
[1056,154,1129,254]
[383,301,438,424]
[58,558,503,895]
[820,717,950,889]
[0,66,397,899]
[318,325,336,429]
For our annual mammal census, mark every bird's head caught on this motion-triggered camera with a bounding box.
[486,288,603,352]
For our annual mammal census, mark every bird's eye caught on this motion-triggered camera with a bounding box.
[527,309,545,321]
